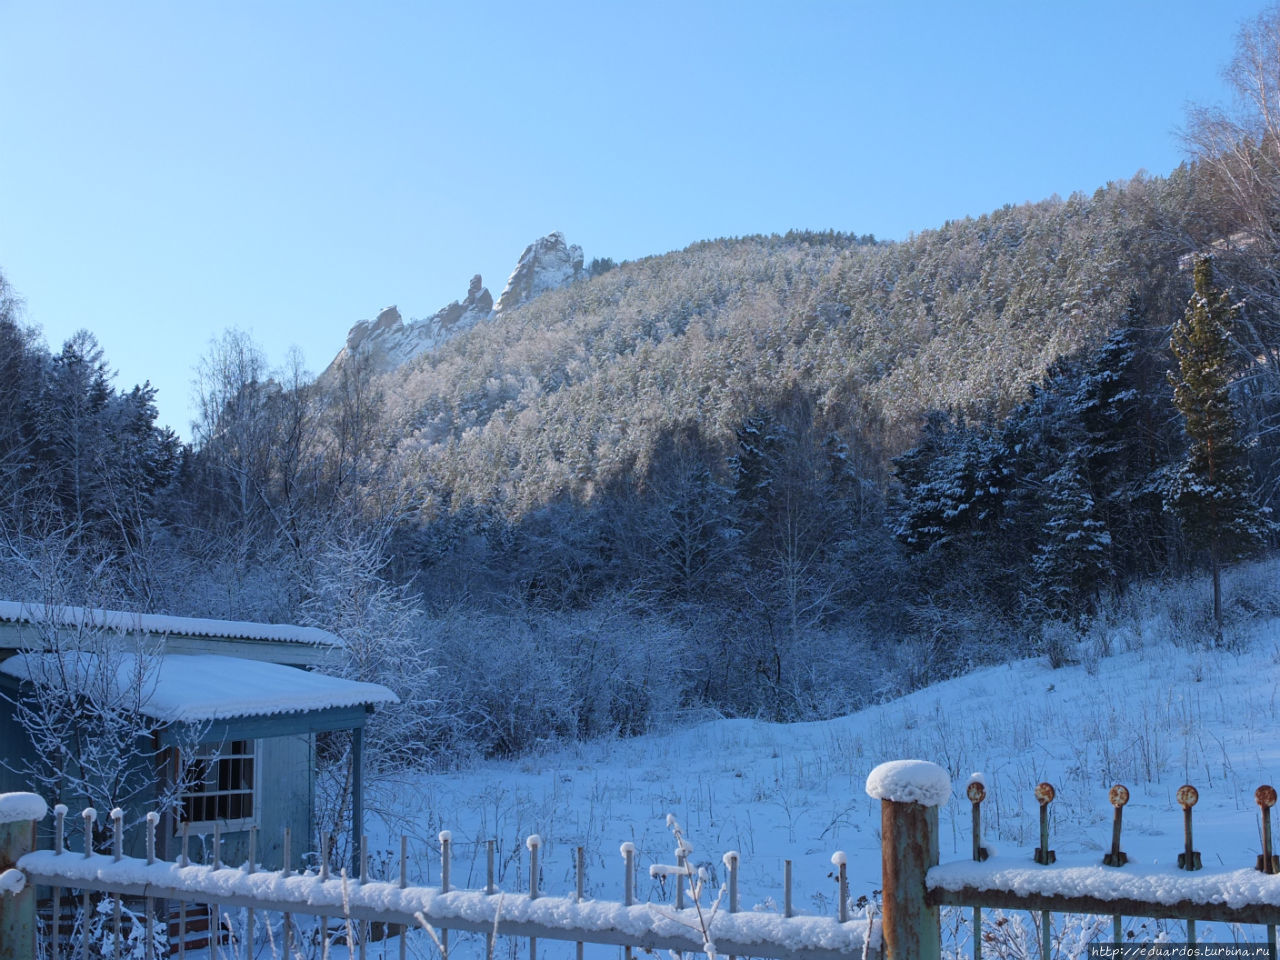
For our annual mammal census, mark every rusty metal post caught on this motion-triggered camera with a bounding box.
[0,793,46,960]
[1102,784,1130,949]
[1257,786,1277,873]
[1033,783,1056,865]
[967,779,988,960]
[1177,785,1202,870]
[1259,786,1278,958]
[968,780,988,863]
[1176,784,1202,949]
[1103,785,1129,867]
[870,761,946,960]
[1029,783,1059,960]
[880,798,940,960]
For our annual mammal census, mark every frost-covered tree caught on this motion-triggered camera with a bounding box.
[892,412,1007,554]
[1072,312,1176,576]
[636,424,734,604]
[1165,256,1274,637]
[0,538,205,837]
[1029,459,1113,616]
[300,525,433,862]
[3,618,205,834]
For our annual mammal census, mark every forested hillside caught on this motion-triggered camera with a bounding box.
[383,173,1197,512]
[2,144,1276,763]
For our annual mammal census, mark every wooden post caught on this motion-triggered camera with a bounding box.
[868,760,948,960]
[0,793,46,960]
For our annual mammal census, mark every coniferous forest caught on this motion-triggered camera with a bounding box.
[8,14,1280,772]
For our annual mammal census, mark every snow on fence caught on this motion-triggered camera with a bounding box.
[928,773,1280,958]
[0,795,876,960]
[10,759,1280,960]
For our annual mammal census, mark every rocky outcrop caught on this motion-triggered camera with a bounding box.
[344,305,405,357]
[318,276,494,389]
[495,232,584,313]
[428,274,493,331]
[320,233,584,390]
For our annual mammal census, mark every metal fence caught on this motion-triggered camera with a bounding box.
[0,798,875,960]
[926,776,1280,959]
[9,760,1280,960]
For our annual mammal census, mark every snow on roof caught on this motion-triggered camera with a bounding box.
[865,759,951,807]
[0,653,397,722]
[0,600,339,646]
[0,793,47,825]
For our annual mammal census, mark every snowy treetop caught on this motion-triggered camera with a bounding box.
[865,759,951,807]
[1,653,396,723]
[0,600,340,647]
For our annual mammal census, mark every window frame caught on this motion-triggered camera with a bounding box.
[173,738,261,834]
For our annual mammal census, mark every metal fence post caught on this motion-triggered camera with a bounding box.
[0,792,47,960]
[867,760,948,960]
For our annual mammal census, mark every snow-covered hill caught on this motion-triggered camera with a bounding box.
[358,562,1280,950]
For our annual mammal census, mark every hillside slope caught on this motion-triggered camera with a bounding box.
[368,174,1199,512]
[361,559,1280,950]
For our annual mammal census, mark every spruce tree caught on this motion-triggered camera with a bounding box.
[1165,256,1273,639]
[1030,458,1112,617]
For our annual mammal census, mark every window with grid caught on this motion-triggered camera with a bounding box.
[178,739,257,828]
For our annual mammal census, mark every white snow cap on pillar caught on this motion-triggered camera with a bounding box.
[865,760,951,807]
[0,793,47,824]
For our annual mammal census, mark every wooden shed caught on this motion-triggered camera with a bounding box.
[0,601,395,871]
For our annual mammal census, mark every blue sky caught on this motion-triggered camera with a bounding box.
[0,0,1268,436]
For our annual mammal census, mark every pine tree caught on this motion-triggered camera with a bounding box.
[1165,256,1273,639]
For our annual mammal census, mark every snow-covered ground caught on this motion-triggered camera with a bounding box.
[357,575,1280,952]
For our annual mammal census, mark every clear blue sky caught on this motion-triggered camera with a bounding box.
[0,0,1268,437]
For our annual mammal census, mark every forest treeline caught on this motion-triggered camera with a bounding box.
[5,94,1280,764]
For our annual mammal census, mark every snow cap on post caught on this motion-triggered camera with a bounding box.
[0,868,25,895]
[0,793,46,825]
[865,759,951,807]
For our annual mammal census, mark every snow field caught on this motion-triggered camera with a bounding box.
[349,567,1280,953]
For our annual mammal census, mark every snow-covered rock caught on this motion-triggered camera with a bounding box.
[429,274,493,332]
[495,231,584,313]
[319,272,494,389]
[319,232,585,389]
[865,760,951,807]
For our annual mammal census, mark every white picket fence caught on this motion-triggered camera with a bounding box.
[1,798,879,960]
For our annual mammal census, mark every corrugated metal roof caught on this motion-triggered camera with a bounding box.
[0,601,339,646]
[1,653,396,721]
